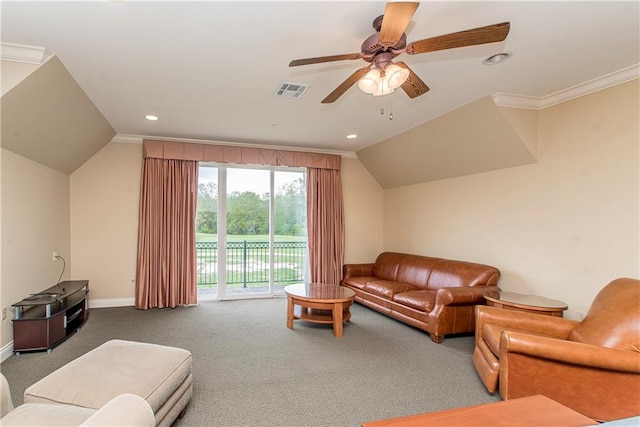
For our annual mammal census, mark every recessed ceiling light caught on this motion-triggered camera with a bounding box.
[483,52,512,65]
[346,134,358,139]
[145,115,159,121]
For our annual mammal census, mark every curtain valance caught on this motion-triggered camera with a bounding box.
[143,139,341,171]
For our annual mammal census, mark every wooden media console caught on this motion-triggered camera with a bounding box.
[12,280,89,355]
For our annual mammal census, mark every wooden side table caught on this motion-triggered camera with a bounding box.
[484,290,568,317]
[362,395,596,426]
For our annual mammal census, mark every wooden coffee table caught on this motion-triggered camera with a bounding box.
[284,283,355,338]
[484,290,568,317]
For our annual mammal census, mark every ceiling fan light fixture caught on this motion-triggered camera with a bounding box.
[372,77,394,96]
[385,64,409,89]
[358,69,381,94]
[359,64,405,97]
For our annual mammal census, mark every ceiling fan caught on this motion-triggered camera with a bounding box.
[289,2,510,104]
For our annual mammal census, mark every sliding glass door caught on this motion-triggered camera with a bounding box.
[196,164,306,300]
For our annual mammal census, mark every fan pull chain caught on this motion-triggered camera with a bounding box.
[380,93,395,119]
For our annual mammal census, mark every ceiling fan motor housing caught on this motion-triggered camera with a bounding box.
[361,32,407,58]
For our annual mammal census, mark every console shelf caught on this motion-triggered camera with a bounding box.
[12,280,89,355]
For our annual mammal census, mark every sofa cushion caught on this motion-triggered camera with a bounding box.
[364,280,417,299]
[372,252,408,281]
[395,255,441,290]
[392,290,437,312]
[427,260,500,290]
[342,276,375,290]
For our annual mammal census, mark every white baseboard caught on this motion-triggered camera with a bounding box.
[89,298,135,309]
[1,341,14,362]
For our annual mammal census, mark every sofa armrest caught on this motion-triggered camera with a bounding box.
[475,305,579,342]
[342,263,374,280]
[1,374,13,417]
[435,286,495,306]
[80,394,154,427]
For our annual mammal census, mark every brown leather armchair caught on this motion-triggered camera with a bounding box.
[473,278,640,422]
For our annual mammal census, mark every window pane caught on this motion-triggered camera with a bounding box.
[226,168,270,295]
[196,165,218,297]
[274,170,307,292]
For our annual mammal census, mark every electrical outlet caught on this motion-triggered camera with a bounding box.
[2,307,7,321]
[52,251,59,261]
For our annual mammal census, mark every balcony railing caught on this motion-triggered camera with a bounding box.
[196,240,306,289]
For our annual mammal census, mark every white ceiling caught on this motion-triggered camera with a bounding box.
[2,1,639,153]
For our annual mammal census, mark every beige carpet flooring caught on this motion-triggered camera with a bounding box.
[1,297,499,426]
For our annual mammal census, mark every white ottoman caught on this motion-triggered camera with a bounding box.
[24,340,192,427]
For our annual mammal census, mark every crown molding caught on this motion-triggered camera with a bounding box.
[491,93,541,110]
[493,64,639,110]
[0,42,48,64]
[111,134,358,159]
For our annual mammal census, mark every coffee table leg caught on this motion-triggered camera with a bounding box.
[333,301,343,338]
[287,296,295,329]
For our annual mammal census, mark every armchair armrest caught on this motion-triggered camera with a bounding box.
[475,305,579,341]
[80,394,155,427]
[501,331,640,373]
[342,263,374,280]
[498,331,640,421]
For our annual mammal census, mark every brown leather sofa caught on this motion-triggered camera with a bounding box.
[473,277,640,422]
[341,252,500,343]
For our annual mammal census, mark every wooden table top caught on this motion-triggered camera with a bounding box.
[284,283,355,302]
[362,395,596,426]
[484,290,568,310]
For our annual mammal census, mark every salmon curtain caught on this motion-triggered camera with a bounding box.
[307,168,345,286]
[135,158,198,309]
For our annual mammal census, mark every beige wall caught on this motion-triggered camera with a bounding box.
[1,149,70,349]
[383,80,639,319]
[70,142,142,303]
[342,158,384,263]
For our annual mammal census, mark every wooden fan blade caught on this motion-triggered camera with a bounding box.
[379,2,420,46]
[396,62,430,98]
[406,22,510,55]
[289,53,362,67]
[321,67,370,104]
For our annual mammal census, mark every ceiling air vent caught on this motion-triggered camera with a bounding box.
[275,82,309,99]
